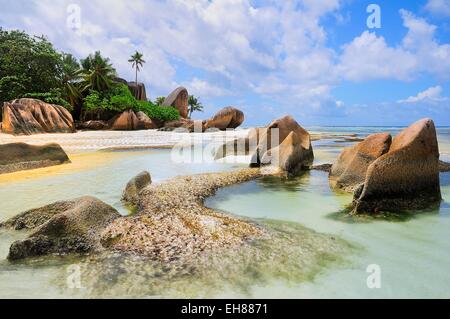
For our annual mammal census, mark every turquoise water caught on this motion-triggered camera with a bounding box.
[0,127,449,298]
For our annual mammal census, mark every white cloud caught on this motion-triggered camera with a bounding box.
[0,1,449,124]
[398,86,445,103]
[338,31,417,81]
[184,78,230,97]
[425,0,450,17]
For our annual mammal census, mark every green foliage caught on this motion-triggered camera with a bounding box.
[188,95,204,118]
[154,96,166,106]
[128,51,146,83]
[83,84,179,122]
[0,28,63,106]
[61,53,82,107]
[137,101,180,122]
[80,51,117,93]
[23,89,72,110]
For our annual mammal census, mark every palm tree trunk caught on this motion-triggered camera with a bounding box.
[135,68,138,84]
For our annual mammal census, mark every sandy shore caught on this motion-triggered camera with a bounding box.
[0,129,250,152]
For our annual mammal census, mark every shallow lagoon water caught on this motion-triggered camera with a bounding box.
[0,127,449,298]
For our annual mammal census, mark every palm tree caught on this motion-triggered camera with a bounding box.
[128,51,145,84]
[155,96,166,106]
[80,51,117,93]
[61,53,82,107]
[188,95,204,118]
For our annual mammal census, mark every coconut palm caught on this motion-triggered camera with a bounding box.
[128,51,145,84]
[61,53,82,107]
[155,96,166,106]
[188,95,204,118]
[80,51,117,93]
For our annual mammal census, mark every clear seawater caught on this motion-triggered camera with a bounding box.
[0,127,449,298]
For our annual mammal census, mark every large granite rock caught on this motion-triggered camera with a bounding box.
[206,107,244,130]
[135,111,157,129]
[2,98,75,135]
[162,87,189,119]
[160,118,206,132]
[329,133,392,192]
[215,116,313,175]
[261,131,313,175]
[109,110,156,130]
[353,118,441,213]
[77,120,109,131]
[4,197,121,260]
[128,82,147,101]
[122,171,152,206]
[109,109,139,130]
[251,116,314,172]
[0,143,70,175]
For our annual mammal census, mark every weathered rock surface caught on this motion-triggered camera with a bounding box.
[122,171,152,206]
[77,120,109,131]
[2,98,75,135]
[160,118,206,132]
[353,118,441,213]
[162,87,189,119]
[5,197,121,260]
[101,168,266,263]
[135,111,157,129]
[206,107,244,130]
[109,110,156,130]
[215,116,313,175]
[261,131,313,175]
[329,133,392,192]
[127,82,147,101]
[109,109,139,131]
[439,160,450,172]
[0,143,70,174]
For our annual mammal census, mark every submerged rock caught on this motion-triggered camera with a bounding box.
[206,107,244,130]
[353,118,441,213]
[0,143,70,175]
[162,87,189,119]
[6,196,121,261]
[101,168,266,264]
[122,171,152,206]
[2,98,75,135]
[329,133,392,192]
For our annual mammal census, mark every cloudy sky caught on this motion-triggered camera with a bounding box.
[1,0,450,126]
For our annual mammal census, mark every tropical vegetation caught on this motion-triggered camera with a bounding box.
[128,51,145,84]
[0,28,181,123]
[188,95,204,118]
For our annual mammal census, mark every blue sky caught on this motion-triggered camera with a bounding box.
[1,0,449,126]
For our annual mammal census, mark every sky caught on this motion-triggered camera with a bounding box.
[0,0,450,126]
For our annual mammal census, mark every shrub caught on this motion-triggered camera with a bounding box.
[23,90,72,111]
[137,100,179,122]
[82,83,180,122]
